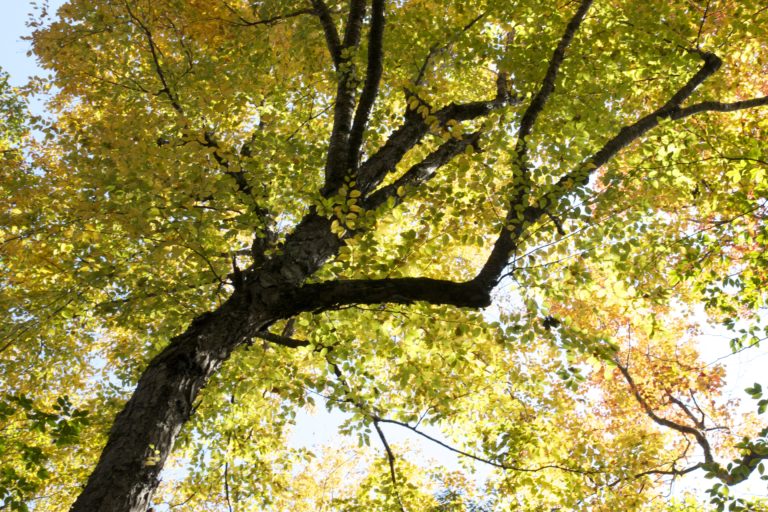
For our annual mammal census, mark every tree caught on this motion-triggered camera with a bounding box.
[2,0,768,509]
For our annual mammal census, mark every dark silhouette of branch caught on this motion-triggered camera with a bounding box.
[217,2,316,28]
[348,0,386,169]
[474,49,726,292]
[124,1,184,115]
[472,0,595,290]
[414,12,487,86]
[372,419,405,512]
[548,52,724,199]
[310,0,342,67]
[321,0,368,195]
[295,277,492,313]
[364,131,481,210]
[515,0,594,167]
[298,50,766,310]
[373,417,602,475]
[358,94,511,196]
[667,393,705,429]
[223,462,233,512]
[614,359,714,464]
[253,331,311,349]
[615,358,768,486]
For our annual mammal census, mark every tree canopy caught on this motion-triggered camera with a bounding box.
[2,0,768,510]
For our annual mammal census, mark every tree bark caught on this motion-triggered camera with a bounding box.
[70,291,267,511]
[70,213,344,511]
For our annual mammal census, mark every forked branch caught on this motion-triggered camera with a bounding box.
[321,0,368,195]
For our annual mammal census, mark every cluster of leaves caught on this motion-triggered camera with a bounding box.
[0,69,26,154]
[0,394,89,511]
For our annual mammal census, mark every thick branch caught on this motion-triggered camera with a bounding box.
[675,95,768,117]
[476,50,726,290]
[321,0,368,195]
[549,51,724,197]
[302,93,768,318]
[475,0,594,288]
[515,0,593,166]
[310,0,342,67]
[253,331,311,349]
[347,0,386,169]
[294,277,492,313]
[293,53,757,311]
[364,131,481,210]
[341,0,366,50]
[357,96,510,195]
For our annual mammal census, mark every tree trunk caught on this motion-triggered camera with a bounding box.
[70,214,340,511]
[70,290,264,512]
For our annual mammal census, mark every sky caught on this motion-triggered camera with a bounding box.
[1,0,767,507]
[0,1,52,87]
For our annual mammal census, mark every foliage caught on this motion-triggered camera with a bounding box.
[2,0,768,510]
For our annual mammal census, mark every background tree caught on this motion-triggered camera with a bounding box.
[1,0,768,510]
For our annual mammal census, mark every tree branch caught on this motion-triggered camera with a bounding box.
[470,0,594,291]
[294,277,492,314]
[223,462,233,512]
[372,419,405,511]
[198,131,276,258]
[310,0,342,67]
[515,0,593,167]
[347,0,385,169]
[253,331,311,349]
[614,360,715,464]
[615,359,768,486]
[296,82,768,315]
[675,95,768,117]
[322,61,768,314]
[320,355,404,509]
[364,131,481,210]
[341,0,366,51]
[667,393,705,429]
[544,52,727,202]
[474,50,727,290]
[414,12,487,86]
[221,4,316,28]
[373,417,602,475]
[124,1,184,115]
[320,0,368,195]
[357,95,511,195]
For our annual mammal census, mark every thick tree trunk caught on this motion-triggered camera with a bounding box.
[70,290,266,512]
[70,214,340,511]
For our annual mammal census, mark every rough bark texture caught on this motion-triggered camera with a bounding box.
[70,209,345,511]
[71,292,260,511]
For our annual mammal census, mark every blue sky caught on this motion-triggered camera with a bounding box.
[0,1,64,86]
